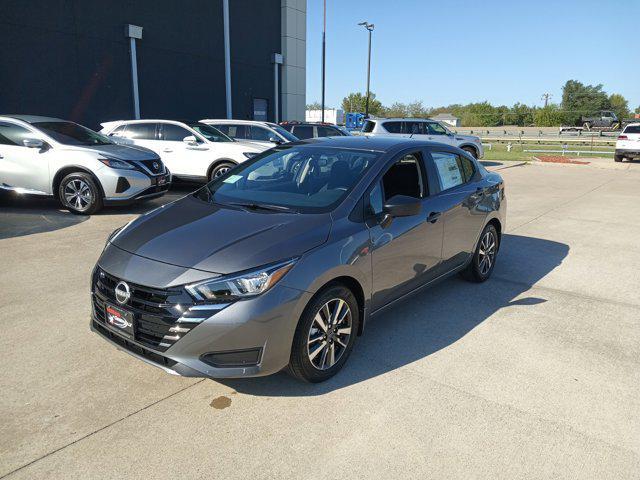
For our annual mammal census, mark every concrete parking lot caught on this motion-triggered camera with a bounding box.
[1,161,639,479]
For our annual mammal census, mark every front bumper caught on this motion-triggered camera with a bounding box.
[90,257,311,379]
[99,166,171,205]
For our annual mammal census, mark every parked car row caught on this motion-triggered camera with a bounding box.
[0,115,354,214]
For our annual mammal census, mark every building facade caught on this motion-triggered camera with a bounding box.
[0,0,306,129]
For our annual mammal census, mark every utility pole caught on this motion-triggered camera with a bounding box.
[358,22,374,118]
[541,93,552,107]
[321,0,326,123]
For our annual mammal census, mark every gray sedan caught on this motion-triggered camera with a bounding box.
[91,136,506,382]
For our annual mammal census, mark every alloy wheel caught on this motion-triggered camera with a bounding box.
[64,179,93,211]
[214,166,230,177]
[478,230,496,275]
[307,298,352,370]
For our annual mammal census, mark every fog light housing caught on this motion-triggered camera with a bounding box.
[200,348,262,368]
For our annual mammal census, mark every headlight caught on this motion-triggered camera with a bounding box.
[243,152,257,159]
[186,259,297,301]
[98,157,135,169]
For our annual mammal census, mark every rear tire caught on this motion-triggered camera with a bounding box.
[208,161,236,181]
[288,285,359,383]
[58,172,103,215]
[461,223,499,283]
[462,146,478,159]
[614,155,624,162]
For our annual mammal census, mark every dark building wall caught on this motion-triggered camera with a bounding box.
[0,0,281,130]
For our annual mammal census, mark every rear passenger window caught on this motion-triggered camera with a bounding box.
[110,125,127,136]
[124,123,157,140]
[459,155,475,182]
[624,125,640,134]
[405,122,423,135]
[383,121,403,134]
[362,120,376,133]
[316,126,339,137]
[293,126,313,139]
[432,152,465,190]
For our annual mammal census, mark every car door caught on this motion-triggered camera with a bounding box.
[425,121,456,147]
[425,150,488,271]
[159,123,210,178]
[248,125,280,147]
[0,121,52,194]
[367,149,444,310]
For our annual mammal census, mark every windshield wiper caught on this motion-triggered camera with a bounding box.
[227,202,297,213]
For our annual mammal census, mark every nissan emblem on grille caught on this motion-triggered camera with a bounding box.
[153,161,159,171]
[115,281,131,305]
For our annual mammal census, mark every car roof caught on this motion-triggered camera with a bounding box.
[370,118,434,122]
[1,115,67,123]
[290,135,450,153]
[201,119,274,126]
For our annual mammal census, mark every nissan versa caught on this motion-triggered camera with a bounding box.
[91,136,506,382]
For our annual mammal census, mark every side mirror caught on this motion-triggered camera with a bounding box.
[269,136,282,144]
[183,135,198,146]
[23,138,44,149]
[383,195,421,218]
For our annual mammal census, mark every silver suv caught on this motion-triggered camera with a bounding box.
[201,119,299,148]
[362,118,484,159]
[0,115,170,214]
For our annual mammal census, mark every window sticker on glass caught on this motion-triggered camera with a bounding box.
[432,152,463,190]
[223,174,243,184]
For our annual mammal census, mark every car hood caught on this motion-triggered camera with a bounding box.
[453,134,480,143]
[64,143,159,160]
[110,193,332,275]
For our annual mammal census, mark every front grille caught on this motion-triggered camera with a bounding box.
[92,268,200,352]
[93,320,177,368]
[139,159,165,175]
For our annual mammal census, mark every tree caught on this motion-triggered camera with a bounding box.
[383,102,408,118]
[635,106,640,115]
[341,92,383,116]
[306,101,321,110]
[608,94,630,120]
[561,80,610,125]
[407,100,428,118]
[534,104,565,127]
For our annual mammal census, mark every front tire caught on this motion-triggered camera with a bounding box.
[288,285,359,383]
[58,172,103,215]
[209,161,236,181]
[462,146,478,159]
[614,155,624,162]
[462,223,499,283]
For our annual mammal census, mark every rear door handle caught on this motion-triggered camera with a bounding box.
[427,211,441,223]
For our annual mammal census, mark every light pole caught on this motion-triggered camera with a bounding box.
[321,0,326,123]
[358,21,374,117]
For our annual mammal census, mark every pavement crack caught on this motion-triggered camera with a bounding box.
[0,379,205,479]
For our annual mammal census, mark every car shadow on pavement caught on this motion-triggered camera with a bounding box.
[221,234,569,397]
[0,183,199,239]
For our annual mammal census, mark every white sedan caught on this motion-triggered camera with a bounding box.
[100,120,267,181]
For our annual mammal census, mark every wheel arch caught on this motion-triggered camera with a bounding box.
[459,143,479,157]
[52,166,106,200]
[486,217,502,250]
[206,158,237,180]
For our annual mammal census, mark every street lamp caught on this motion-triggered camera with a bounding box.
[358,21,374,118]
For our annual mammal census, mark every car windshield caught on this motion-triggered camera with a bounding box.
[34,121,112,146]
[187,122,233,142]
[195,145,379,213]
[271,125,298,142]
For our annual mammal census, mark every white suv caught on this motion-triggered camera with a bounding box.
[100,120,266,181]
[0,115,170,214]
[615,123,640,162]
[200,119,298,148]
[362,118,484,158]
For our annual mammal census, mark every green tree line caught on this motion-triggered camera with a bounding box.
[307,81,638,127]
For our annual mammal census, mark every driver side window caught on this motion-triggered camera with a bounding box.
[0,122,33,147]
[368,152,426,215]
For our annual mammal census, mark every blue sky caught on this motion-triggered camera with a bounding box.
[306,0,640,110]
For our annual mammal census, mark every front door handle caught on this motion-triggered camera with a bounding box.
[427,211,441,223]
[163,148,173,153]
